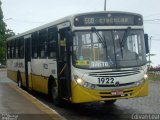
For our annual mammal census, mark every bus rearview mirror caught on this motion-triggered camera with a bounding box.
[144,34,149,54]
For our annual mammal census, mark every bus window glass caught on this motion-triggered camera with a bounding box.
[15,39,19,58]
[13,40,16,58]
[73,31,115,69]
[18,37,24,59]
[18,38,20,58]
[32,32,38,58]
[73,30,146,69]
[7,42,10,58]
[10,41,12,58]
[11,40,15,58]
[39,29,47,58]
[114,30,146,67]
[48,27,57,58]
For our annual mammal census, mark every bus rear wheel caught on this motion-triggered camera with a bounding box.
[104,100,116,105]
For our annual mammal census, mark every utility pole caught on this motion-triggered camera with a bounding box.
[104,0,106,11]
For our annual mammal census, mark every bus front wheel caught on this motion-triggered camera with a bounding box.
[51,86,62,106]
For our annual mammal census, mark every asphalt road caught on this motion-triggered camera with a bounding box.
[0,70,160,120]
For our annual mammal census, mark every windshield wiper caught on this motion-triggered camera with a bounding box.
[119,27,131,58]
[121,27,131,47]
[91,27,110,61]
[91,27,106,48]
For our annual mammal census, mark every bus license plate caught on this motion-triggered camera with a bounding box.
[111,90,123,95]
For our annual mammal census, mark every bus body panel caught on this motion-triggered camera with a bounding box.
[31,58,58,94]
[7,59,25,83]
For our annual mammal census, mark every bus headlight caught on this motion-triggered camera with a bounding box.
[75,77,95,89]
[144,74,148,79]
[74,75,84,85]
[76,78,84,85]
[134,79,144,86]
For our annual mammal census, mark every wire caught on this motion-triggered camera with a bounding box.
[144,13,160,18]
[144,19,160,21]
[7,18,46,24]
[144,21,160,24]
[151,39,160,41]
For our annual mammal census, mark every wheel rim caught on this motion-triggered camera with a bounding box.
[17,74,22,87]
[51,87,58,100]
[18,80,21,87]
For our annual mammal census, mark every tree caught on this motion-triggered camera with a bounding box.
[0,1,15,65]
[0,0,6,65]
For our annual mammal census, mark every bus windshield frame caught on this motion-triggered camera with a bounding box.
[72,29,147,69]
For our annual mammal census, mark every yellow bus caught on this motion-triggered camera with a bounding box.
[7,11,149,106]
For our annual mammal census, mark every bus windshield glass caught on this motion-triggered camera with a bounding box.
[73,30,146,69]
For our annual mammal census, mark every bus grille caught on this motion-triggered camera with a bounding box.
[88,70,140,77]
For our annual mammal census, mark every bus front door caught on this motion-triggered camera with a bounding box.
[57,28,71,100]
[24,36,32,89]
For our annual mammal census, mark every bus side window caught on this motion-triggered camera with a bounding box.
[15,38,19,58]
[11,41,14,59]
[7,42,10,59]
[39,29,47,58]
[19,37,24,59]
[48,27,57,59]
[9,41,12,59]
[13,40,16,58]
[32,32,38,58]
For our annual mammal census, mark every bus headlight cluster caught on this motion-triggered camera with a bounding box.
[134,79,144,86]
[76,78,83,85]
[144,74,148,79]
[74,76,96,89]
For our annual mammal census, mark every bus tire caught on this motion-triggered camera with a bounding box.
[104,100,116,104]
[51,85,62,106]
[17,72,22,88]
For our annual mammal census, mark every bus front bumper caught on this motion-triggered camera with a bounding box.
[71,80,148,103]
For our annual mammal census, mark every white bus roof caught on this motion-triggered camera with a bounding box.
[7,11,142,41]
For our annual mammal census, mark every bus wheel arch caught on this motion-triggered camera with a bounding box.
[17,71,22,88]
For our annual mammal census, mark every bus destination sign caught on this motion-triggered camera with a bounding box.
[74,13,143,26]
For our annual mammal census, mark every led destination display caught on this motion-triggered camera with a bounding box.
[74,13,143,26]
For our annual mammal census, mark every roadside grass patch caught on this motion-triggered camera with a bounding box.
[148,73,160,81]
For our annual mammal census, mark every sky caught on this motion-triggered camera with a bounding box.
[1,0,160,67]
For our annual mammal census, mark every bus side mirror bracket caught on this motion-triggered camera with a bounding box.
[144,34,149,54]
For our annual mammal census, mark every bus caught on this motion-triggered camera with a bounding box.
[7,11,149,105]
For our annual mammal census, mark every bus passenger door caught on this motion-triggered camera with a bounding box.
[24,36,32,89]
[57,28,71,100]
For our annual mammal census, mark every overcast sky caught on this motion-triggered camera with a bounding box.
[1,0,160,66]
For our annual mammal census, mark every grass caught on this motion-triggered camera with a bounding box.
[148,73,160,81]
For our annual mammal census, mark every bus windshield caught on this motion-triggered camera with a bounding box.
[73,30,146,69]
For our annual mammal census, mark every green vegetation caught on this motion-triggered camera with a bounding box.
[0,0,15,65]
[148,65,160,81]
[148,73,160,81]
[0,0,6,65]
